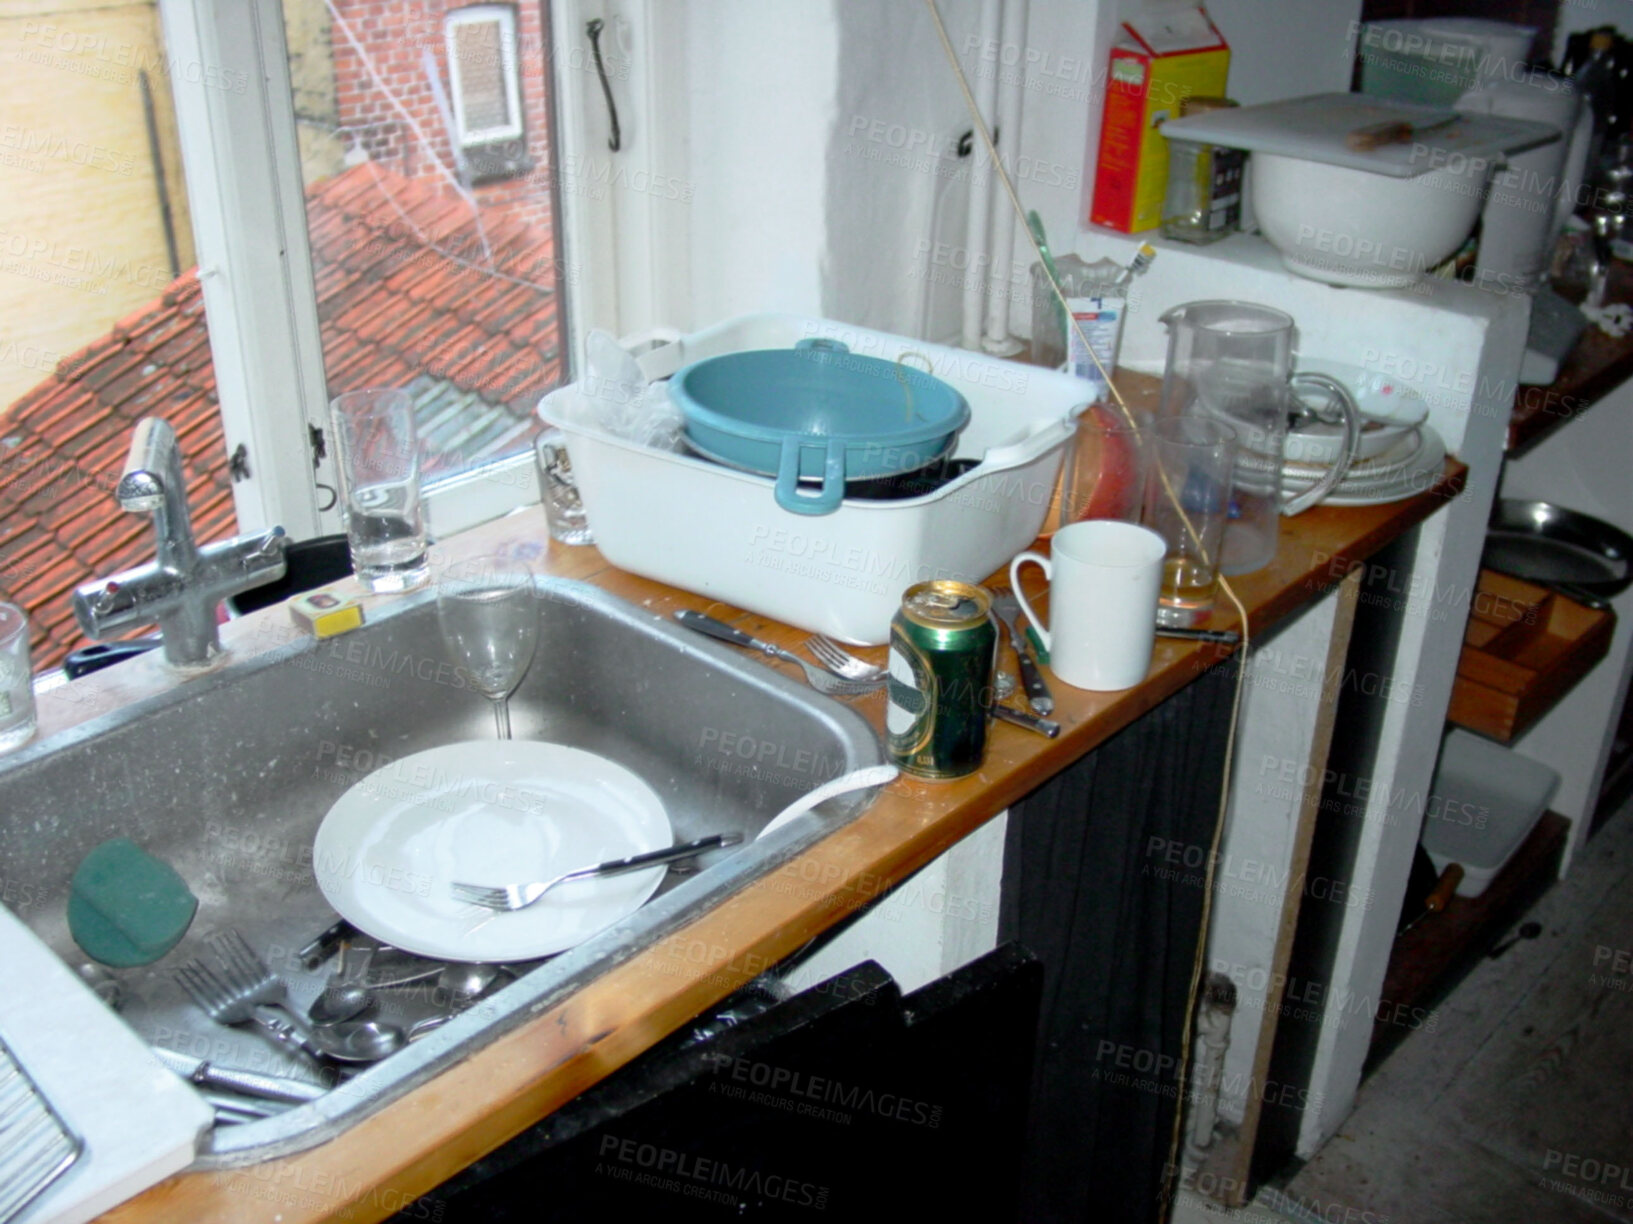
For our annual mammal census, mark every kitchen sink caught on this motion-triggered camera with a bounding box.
[0,578,884,1165]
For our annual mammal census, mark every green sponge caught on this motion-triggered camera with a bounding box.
[67,838,198,967]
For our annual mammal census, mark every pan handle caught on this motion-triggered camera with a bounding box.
[774,436,847,516]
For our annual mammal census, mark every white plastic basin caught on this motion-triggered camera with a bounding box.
[1253,151,1494,289]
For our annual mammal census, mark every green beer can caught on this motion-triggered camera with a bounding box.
[886,580,998,780]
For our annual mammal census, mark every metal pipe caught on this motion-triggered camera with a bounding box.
[138,69,182,280]
[960,0,1003,351]
[983,0,1028,355]
[1187,973,1237,1160]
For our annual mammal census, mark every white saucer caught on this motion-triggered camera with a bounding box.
[312,741,671,961]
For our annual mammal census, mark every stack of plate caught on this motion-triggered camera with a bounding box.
[1236,423,1448,508]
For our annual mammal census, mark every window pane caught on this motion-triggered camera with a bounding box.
[288,0,564,486]
[454,19,512,134]
[0,9,223,675]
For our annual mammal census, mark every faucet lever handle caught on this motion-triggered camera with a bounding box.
[248,526,288,560]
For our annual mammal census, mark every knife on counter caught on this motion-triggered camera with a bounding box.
[991,704,1060,738]
[989,591,1053,716]
[1023,623,1242,662]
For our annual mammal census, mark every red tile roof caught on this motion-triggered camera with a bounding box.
[1,163,563,673]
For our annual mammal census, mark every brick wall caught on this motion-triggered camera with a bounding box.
[329,0,554,233]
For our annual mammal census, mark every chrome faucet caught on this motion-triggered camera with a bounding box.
[72,418,289,669]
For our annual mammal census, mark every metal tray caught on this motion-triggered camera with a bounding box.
[0,1033,81,1223]
[1482,500,1633,607]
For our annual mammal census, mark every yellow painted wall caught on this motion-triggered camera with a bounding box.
[284,0,346,184]
[0,0,196,415]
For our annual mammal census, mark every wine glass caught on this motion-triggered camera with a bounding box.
[436,554,540,739]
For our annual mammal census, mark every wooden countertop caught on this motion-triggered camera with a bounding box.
[1509,263,1633,456]
[87,394,1466,1223]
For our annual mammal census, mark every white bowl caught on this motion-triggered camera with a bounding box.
[1295,358,1430,426]
[1252,152,1493,288]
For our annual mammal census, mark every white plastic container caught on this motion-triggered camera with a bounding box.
[1420,729,1560,897]
[1358,19,1537,107]
[540,313,1088,644]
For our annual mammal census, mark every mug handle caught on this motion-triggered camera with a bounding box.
[1284,373,1362,516]
[1008,552,1052,653]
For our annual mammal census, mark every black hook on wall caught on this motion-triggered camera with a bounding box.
[585,19,622,153]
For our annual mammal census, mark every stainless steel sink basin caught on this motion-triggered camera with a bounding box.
[0,578,883,1165]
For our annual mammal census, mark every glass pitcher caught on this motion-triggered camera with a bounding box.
[1157,301,1361,575]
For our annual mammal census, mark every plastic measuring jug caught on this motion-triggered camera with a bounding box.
[1157,300,1360,574]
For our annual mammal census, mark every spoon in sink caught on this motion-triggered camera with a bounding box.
[755,764,901,841]
[434,961,507,1005]
[308,941,377,1027]
[308,1019,405,1062]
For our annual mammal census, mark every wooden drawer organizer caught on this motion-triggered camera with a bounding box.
[1448,570,1616,742]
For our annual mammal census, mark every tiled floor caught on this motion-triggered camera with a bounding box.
[1174,795,1633,1224]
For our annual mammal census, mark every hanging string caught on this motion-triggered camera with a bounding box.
[922,3,1253,1213]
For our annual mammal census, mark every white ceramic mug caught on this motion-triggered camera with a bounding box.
[1009,520,1166,692]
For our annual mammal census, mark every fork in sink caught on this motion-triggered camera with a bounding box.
[450,833,743,912]
[174,929,314,1058]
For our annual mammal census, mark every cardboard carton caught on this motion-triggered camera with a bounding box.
[1088,8,1230,233]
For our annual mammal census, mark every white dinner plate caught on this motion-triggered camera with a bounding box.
[1253,427,1427,482]
[1273,425,1442,482]
[312,741,672,961]
[1308,427,1448,507]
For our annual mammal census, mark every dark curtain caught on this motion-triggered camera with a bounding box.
[1001,657,1239,1223]
[396,949,1042,1221]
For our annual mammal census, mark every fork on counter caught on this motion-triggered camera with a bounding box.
[673,611,880,695]
[175,929,313,1058]
[451,832,744,912]
[804,634,888,683]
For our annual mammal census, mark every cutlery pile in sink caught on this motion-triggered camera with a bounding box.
[166,925,538,1125]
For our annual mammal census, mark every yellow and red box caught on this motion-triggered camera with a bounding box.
[1087,9,1230,234]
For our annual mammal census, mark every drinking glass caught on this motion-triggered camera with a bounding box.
[1143,417,1237,628]
[0,603,36,753]
[534,429,593,545]
[330,388,429,593]
[437,556,540,739]
[1053,402,1149,535]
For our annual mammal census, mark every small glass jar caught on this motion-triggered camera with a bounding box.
[1161,96,1244,245]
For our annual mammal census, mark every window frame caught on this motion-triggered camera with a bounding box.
[445,4,525,150]
[156,0,621,541]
